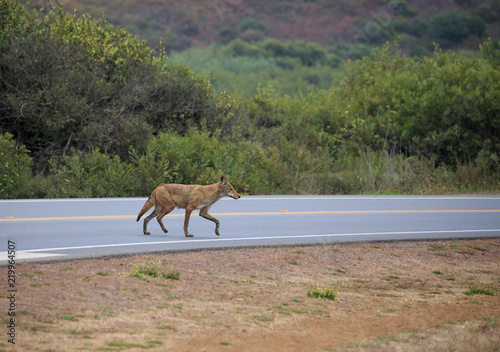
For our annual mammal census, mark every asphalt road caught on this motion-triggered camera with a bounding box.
[1,195,500,264]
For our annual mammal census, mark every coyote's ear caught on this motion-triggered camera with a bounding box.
[220,175,227,185]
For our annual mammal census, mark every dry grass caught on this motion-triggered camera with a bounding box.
[2,239,499,352]
[343,316,500,351]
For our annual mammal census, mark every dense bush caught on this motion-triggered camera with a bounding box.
[429,9,486,48]
[171,39,344,97]
[335,42,500,167]
[0,133,32,198]
[130,130,284,195]
[0,0,225,169]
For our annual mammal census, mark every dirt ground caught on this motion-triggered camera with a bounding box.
[3,238,500,352]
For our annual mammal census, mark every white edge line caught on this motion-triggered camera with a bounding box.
[17,229,500,253]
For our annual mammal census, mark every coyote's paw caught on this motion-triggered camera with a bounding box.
[185,233,194,237]
[144,232,151,235]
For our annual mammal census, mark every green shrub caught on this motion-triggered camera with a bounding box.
[45,150,135,198]
[307,286,337,300]
[0,133,33,199]
[129,261,180,280]
[0,0,219,169]
[240,17,268,34]
[130,130,283,195]
[429,10,470,47]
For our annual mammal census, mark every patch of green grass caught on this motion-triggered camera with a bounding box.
[432,270,442,275]
[254,315,271,322]
[311,310,328,316]
[383,275,400,281]
[129,261,180,280]
[466,244,486,251]
[464,284,498,296]
[221,341,232,346]
[63,316,75,321]
[307,286,337,300]
[288,260,298,265]
[427,244,444,251]
[96,271,108,276]
[108,340,163,349]
[30,282,51,286]
[60,266,74,271]
[163,268,180,280]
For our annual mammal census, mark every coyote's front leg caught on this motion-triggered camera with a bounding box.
[200,207,220,236]
[183,207,195,237]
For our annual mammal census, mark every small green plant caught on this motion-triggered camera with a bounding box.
[432,270,442,275]
[307,286,337,300]
[466,244,486,251]
[464,284,497,296]
[427,244,444,251]
[129,261,180,280]
[254,315,271,322]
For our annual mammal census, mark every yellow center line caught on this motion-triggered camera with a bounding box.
[1,209,500,222]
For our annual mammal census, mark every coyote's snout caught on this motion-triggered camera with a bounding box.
[136,175,240,237]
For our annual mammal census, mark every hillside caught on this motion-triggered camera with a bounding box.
[26,0,500,53]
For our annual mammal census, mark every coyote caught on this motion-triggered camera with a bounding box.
[137,175,240,237]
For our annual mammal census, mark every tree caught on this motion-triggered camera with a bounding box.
[429,10,470,48]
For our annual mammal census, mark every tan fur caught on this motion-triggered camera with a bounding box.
[137,175,240,237]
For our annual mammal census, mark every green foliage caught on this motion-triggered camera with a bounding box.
[393,17,428,38]
[0,133,32,198]
[336,42,500,168]
[0,0,221,169]
[307,286,337,300]
[1,0,499,199]
[464,284,498,296]
[171,39,344,97]
[430,9,469,46]
[130,130,283,195]
[129,261,180,280]
[45,150,136,198]
[240,17,268,34]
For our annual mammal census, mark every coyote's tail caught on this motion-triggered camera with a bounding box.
[136,189,157,221]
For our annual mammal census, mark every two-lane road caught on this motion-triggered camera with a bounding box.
[1,195,500,264]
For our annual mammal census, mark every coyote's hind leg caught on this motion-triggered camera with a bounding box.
[143,204,162,235]
[157,204,175,234]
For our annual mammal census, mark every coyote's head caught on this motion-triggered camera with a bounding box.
[219,175,241,199]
